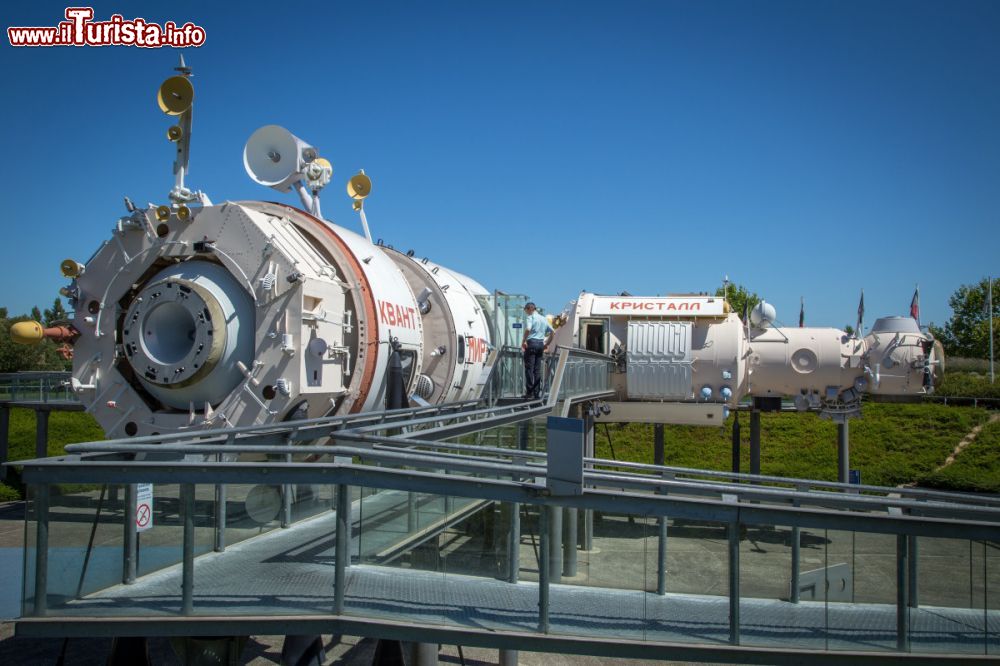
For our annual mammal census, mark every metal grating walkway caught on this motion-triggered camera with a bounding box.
[59,508,1000,656]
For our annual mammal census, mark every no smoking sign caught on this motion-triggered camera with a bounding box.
[135,483,154,533]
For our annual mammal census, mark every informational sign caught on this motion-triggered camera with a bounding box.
[849,469,861,485]
[135,483,154,532]
[512,322,523,329]
[590,296,725,317]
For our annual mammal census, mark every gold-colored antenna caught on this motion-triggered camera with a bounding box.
[156,76,194,116]
[157,56,196,204]
[347,170,372,207]
[347,170,374,243]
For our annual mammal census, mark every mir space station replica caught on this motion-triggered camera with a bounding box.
[11,61,943,439]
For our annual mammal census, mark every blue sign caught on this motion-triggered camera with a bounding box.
[849,469,861,485]
[512,323,523,329]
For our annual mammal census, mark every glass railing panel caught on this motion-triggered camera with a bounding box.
[643,516,731,645]
[824,530,895,652]
[548,506,649,641]
[739,523,826,650]
[986,540,1000,655]
[906,536,986,654]
[22,483,127,616]
[215,482,281,549]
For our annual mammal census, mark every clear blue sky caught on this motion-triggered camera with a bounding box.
[2,1,998,331]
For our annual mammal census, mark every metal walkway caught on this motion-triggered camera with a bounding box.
[55,506,998,655]
[7,350,1000,663]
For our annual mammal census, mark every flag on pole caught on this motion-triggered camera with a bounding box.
[855,289,865,336]
[799,296,804,328]
[910,285,920,327]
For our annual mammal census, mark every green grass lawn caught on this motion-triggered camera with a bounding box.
[1,407,104,501]
[920,417,1000,493]
[1,402,996,501]
[596,403,991,489]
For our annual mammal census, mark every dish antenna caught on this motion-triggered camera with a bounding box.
[244,125,317,192]
[157,56,208,205]
[347,170,374,243]
[244,125,329,218]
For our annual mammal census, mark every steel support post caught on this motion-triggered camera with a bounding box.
[653,424,665,466]
[406,641,439,666]
[790,526,801,604]
[214,478,226,553]
[654,424,667,595]
[499,649,519,666]
[181,483,195,615]
[507,502,521,583]
[562,507,577,578]
[444,468,454,514]
[281,454,292,528]
[728,521,740,646]
[408,492,417,532]
[907,535,919,608]
[583,413,594,551]
[838,421,850,484]
[749,410,760,477]
[657,517,668,596]
[897,534,910,651]
[731,413,740,476]
[334,483,350,614]
[35,408,50,459]
[123,483,137,585]
[538,506,550,634]
[547,505,562,585]
[0,405,9,481]
[33,484,49,616]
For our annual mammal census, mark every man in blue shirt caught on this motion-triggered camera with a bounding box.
[521,302,553,400]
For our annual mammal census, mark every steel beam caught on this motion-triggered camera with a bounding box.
[507,502,520,584]
[749,410,761,477]
[181,483,195,615]
[123,484,137,585]
[17,461,1000,541]
[538,507,550,633]
[17,613,1000,665]
[896,534,910,651]
[32,484,49,616]
[547,505,562,585]
[334,483,350,614]
[838,421,850,484]
[562,507,577,578]
[728,520,740,645]
[731,413,740,476]
[214,478,226,553]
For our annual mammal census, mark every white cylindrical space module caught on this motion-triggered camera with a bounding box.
[58,199,495,438]
[551,292,943,418]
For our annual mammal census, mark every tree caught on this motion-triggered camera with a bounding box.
[715,283,760,321]
[928,277,1000,359]
[0,307,70,372]
[43,298,69,326]
[844,324,855,336]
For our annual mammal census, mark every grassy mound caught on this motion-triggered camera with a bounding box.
[596,403,990,488]
[1,407,104,500]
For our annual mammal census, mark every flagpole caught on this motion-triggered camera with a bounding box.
[990,275,994,384]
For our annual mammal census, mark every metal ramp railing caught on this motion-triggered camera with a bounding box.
[8,398,1000,663]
